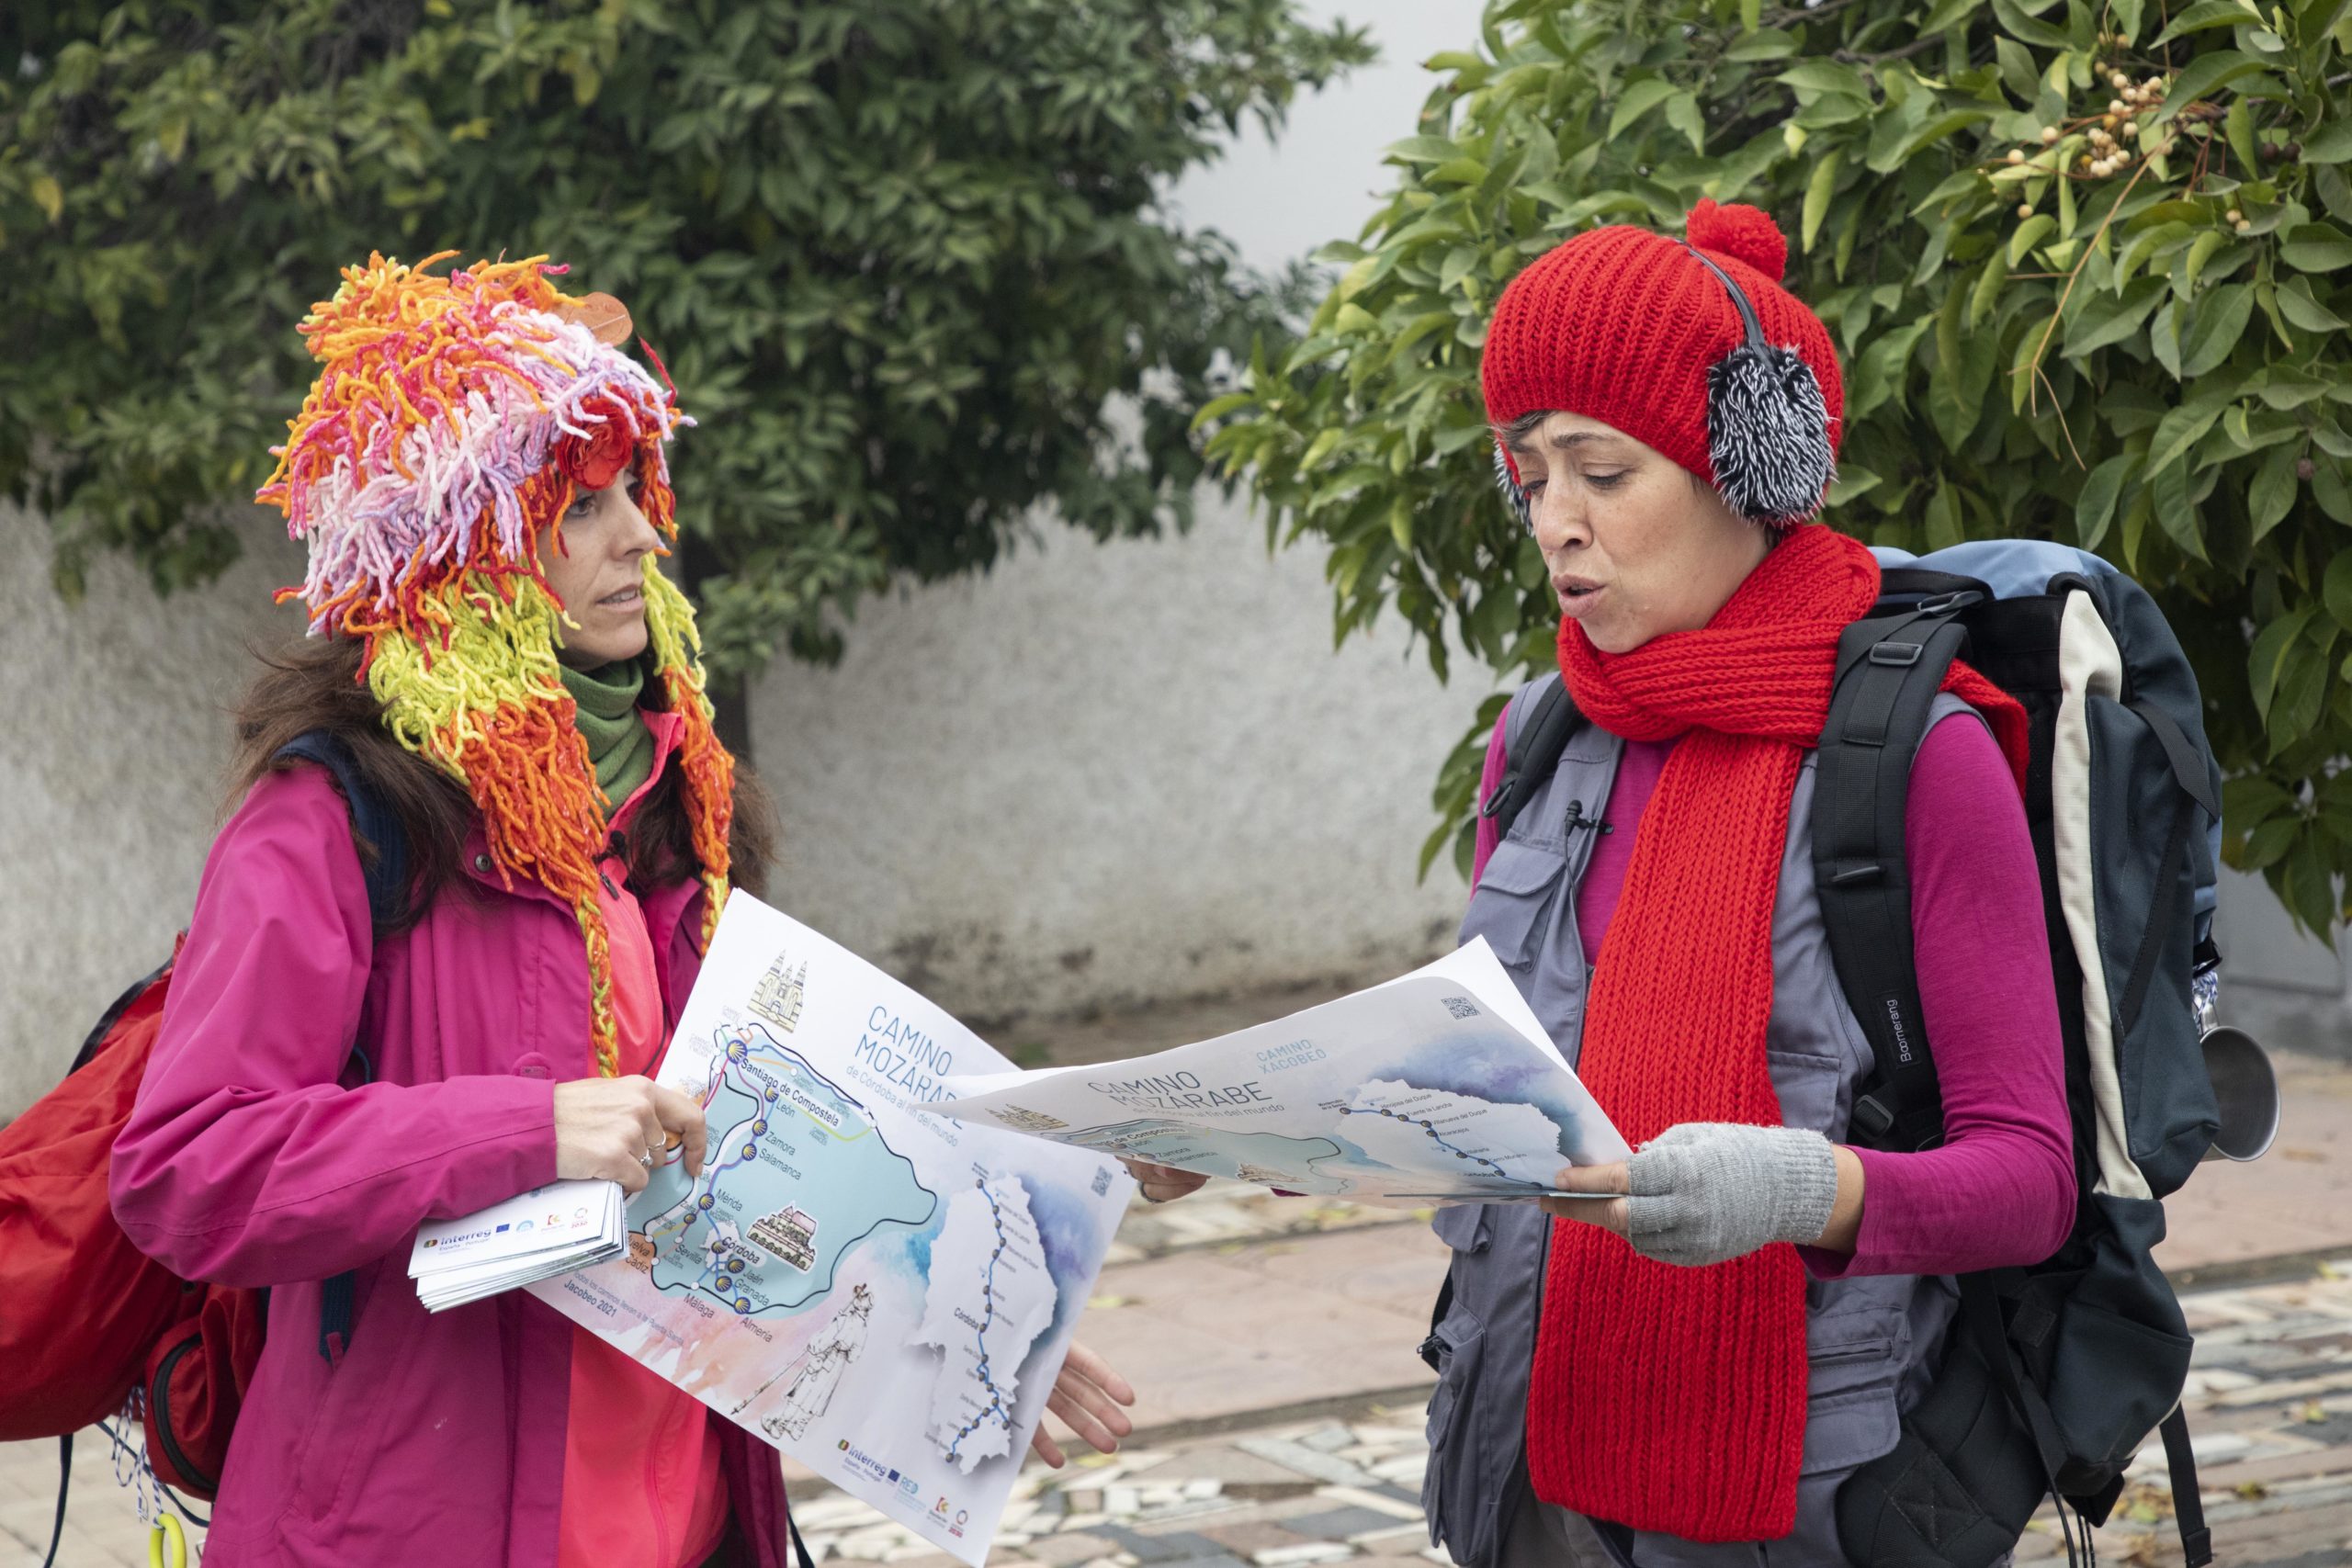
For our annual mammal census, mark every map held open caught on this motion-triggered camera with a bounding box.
[937,940,1630,1204]
[528,895,1131,1568]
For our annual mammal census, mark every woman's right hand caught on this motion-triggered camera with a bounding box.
[553,1076,707,1194]
[1122,1159,1209,1204]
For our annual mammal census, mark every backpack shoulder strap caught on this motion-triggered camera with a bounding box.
[1812,599,1976,1153]
[1479,677,1586,841]
[269,728,397,1364]
[274,729,411,931]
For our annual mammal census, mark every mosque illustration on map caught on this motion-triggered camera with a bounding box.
[633,1023,937,1316]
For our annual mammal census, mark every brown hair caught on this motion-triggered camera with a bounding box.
[229,637,777,932]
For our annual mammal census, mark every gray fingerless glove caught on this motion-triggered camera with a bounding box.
[1623,1122,1839,1268]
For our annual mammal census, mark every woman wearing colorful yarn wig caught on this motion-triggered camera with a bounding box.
[109,254,1135,1567]
[1131,205,2078,1566]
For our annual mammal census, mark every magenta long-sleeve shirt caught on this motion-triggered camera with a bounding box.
[1472,708,2075,1277]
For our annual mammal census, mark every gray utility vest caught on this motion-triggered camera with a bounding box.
[1421,677,1980,1568]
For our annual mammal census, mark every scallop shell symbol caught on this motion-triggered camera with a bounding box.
[555,290,633,346]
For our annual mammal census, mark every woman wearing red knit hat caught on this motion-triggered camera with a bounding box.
[1449,201,2074,1566]
[1136,200,2075,1565]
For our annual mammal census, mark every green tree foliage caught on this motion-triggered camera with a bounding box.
[1204,0,2352,927]
[1,0,1368,678]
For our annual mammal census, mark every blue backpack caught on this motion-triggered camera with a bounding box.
[1478,540,2268,1568]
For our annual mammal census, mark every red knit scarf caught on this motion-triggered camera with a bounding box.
[1523,525,2026,1541]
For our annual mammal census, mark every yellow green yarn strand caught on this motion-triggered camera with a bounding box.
[367,574,622,1077]
[642,558,738,950]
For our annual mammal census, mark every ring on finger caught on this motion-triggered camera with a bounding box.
[639,1150,656,1169]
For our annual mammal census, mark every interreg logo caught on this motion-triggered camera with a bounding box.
[839,1442,896,1485]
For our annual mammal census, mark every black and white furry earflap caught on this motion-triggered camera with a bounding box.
[1493,445,1532,533]
[1685,244,1836,527]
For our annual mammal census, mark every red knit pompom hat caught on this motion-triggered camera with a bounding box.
[1482,200,1843,526]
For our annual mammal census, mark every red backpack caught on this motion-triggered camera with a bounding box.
[0,732,405,1560]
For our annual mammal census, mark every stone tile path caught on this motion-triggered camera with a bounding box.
[17,1261,2352,1566]
[780,1267,2352,1568]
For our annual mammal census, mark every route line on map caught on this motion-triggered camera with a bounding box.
[944,1179,1015,1464]
[646,1029,940,1307]
[1339,1102,1512,1181]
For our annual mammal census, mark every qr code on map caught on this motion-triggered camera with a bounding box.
[1091,1167,1114,1197]
[1442,995,1480,1020]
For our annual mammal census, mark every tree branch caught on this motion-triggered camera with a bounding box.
[1836,34,1948,64]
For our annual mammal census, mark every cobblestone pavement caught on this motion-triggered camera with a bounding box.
[13,1260,2352,1566]
[787,1268,2352,1568]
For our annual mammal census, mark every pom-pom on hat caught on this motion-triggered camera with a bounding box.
[1481,200,1842,528]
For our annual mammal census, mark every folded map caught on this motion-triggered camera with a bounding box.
[936,940,1629,1203]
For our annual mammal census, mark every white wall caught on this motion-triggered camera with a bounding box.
[744,0,1498,1021]
[0,503,310,1118]
[1166,0,1475,273]
[2211,863,2350,1055]
[746,490,1479,1026]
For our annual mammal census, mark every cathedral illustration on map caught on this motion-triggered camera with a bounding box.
[749,953,808,1033]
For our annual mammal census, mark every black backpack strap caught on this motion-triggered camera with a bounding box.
[69,961,173,1075]
[1416,1272,1455,1372]
[1478,679,1586,841]
[272,730,399,1363]
[1812,598,1977,1153]
[40,1434,69,1568]
[2160,1405,2213,1567]
[274,730,411,927]
[1879,567,1994,604]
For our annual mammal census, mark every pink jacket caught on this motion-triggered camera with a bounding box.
[111,720,792,1568]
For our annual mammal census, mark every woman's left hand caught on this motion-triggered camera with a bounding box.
[1027,1340,1137,1467]
[1538,1122,1852,1267]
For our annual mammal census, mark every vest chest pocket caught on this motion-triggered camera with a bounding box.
[1461,840,1568,971]
[1801,1286,1913,1475]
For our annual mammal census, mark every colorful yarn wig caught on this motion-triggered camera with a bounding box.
[258,253,736,1077]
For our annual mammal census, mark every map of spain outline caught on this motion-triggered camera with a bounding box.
[636,1023,939,1314]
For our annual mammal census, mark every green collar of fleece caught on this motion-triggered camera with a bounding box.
[559,658,653,810]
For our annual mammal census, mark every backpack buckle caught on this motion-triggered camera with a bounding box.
[1851,1094,1896,1140]
[1868,641,1925,667]
[1915,590,1984,615]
